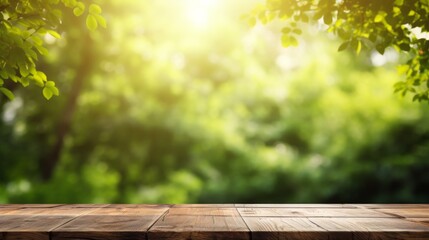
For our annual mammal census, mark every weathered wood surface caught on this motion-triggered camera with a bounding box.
[0,204,429,240]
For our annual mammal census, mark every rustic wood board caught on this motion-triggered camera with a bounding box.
[87,205,170,215]
[167,207,239,216]
[0,215,77,240]
[104,204,172,208]
[310,217,429,240]
[52,205,169,240]
[173,204,236,208]
[235,204,355,208]
[407,218,429,226]
[52,216,159,240]
[374,208,429,218]
[238,207,393,217]
[0,208,21,214]
[1,204,429,240]
[4,205,100,216]
[149,214,249,240]
[0,204,61,208]
[353,204,429,209]
[242,217,330,240]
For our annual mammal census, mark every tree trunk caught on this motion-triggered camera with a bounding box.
[40,33,94,181]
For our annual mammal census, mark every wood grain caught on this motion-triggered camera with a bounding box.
[0,215,77,240]
[235,204,355,208]
[374,208,429,218]
[149,213,249,239]
[52,205,169,240]
[173,204,236,208]
[87,204,169,215]
[407,218,429,227]
[4,205,100,216]
[243,217,330,240]
[167,207,239,216]
[0,204,429,240]
[353,204,429,209]
[238,207,392,217]
[310,217,429,240]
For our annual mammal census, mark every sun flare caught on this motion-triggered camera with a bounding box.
[184,0,218,29]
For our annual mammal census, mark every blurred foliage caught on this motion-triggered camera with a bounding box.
[0,0,105,100]
[248,0,429,102]
[1,0,429,203]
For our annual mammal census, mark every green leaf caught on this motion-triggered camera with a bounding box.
[323,13,332,25]
[21,77,30,87]
[337,29,350,39]
[45,80,55,87]
[376,44,386,54]
[394,0,404,6]
[356,40,362,55]
[95,15,107,28]
[50,86,60,96]
[86,14,98,31]
[0,87,15,100]
[293,28,302,34]
[89,4,102,14]
[338,41,350,51]
[48,30,61,39]
[374,14,384,23]
[73,7,84,16]
[399,43,411,51]
[43,87,53,100]
[281,27,291,34]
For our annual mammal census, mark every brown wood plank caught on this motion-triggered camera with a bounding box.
[235,204,355,208]
[374,208,429,218]
[52,205,170,240]
[148,215,249,240]
[238,208,393,217]
[242,217,329,240]
[407,218,429,226]
[4,205,101,216]
[0,215,77,240]
[173,204,236,208]
[353,204,429,209]
[88,204,169,215]
[104,204,171,208]
[310,217,429,240]
[0,204,61,208]
[0,208,21,214]
[167,207,239,216]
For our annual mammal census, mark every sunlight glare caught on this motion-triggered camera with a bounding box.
[185,0,218,29]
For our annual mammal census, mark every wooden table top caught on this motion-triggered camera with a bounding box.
[1,204,429,240]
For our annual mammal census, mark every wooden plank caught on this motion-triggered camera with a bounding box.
[374,208,429,218]
[238,208,393,217]
[0,208,21,214]
[406,218,429,226]
[242,217,329,240]
[88,205,169,215]
[173,204,236,208]
[52,205,170,240]
[353,204,429,209]
[4,205,99,216]
[148,215,249,240]
[310,217,429,240]
[52,216,154,240]
[104,204,171,208]
[0,204,61,208]
[167,207,239,216]
[0,215,77,240]
[235,204,355,208]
